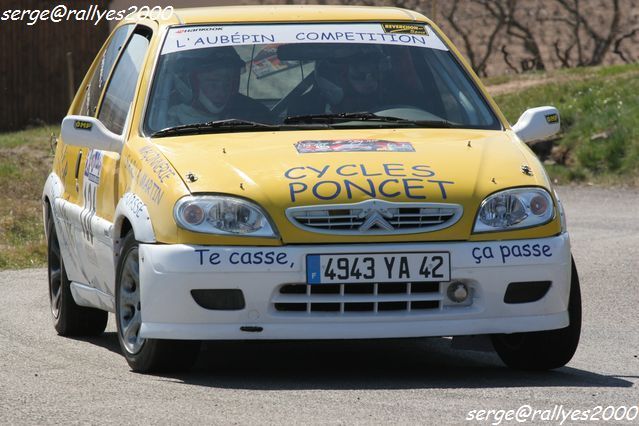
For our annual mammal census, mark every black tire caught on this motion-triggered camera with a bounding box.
[47,212,108,336]
[115,231,201,373]
[491,257,582,370]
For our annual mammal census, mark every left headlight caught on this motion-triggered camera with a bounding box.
[174,195,278,237]
[473,187,555,233]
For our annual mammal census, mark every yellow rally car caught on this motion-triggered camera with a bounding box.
[43,5,581,372]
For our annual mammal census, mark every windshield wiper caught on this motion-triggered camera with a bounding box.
[284,112,398,124]
[283,112,455,128]
[152,119,279,137]
[153,114,456,137]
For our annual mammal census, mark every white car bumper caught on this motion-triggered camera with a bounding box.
[138,234,571,340]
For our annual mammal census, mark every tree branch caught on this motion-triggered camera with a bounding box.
[613,28,639,63]
[500,45,520,73]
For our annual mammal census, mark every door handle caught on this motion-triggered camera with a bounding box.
[74,150,83,192]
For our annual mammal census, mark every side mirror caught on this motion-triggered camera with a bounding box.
[512,106,560,144]
[60,115,123,153]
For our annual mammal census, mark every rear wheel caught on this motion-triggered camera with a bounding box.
[491,258,582,370]
[115,232,200,373]
[47,212,107,336]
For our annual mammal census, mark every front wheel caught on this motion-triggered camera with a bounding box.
[491,257,582,370]
[47,212,107,336]
[115,232,200,373]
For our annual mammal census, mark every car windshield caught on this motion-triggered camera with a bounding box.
[144,23,501,135]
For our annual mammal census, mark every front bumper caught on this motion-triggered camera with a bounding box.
[138,234,571,340]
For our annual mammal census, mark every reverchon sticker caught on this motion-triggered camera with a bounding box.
[295,139,415,153]
[381,23,428,35]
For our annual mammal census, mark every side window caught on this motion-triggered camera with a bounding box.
[98,28,151,135]
[80,25,134,117]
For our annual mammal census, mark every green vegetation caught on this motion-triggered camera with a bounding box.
[492,63,639,184]
[0,64,637,269]
[0,127,54,269]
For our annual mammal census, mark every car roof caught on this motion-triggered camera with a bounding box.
[127,5,431,28]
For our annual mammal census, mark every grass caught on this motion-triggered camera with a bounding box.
[0,126,55,269]
[484,62,639,86]
[492,63,639,185]
[0,63,637,269]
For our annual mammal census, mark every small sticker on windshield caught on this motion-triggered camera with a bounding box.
[381,23,428,35]
[295,140,415,153]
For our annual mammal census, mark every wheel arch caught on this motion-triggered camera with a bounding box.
[43,196,52,240]
[42,173,63,242]
[113,193,156,257]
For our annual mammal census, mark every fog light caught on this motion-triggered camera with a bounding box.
[447,282,469,303]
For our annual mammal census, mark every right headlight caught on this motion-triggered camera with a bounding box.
[174,195,278,237]
[473,187,555,233]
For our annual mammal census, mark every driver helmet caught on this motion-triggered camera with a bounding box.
[173,47,246,112]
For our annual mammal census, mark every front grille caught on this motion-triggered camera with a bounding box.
[286,199,462,235]
[273,282,442,314]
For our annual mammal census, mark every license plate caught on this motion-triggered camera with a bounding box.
[306,252,450,284]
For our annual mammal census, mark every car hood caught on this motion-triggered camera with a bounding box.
[152,128,552,243]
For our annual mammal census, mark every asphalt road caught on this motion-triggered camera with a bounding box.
[1,186,638,424]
